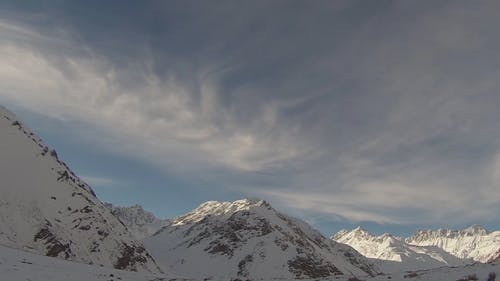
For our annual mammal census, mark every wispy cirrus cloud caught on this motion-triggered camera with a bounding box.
[0,18,306,174]
[1,1,500,228]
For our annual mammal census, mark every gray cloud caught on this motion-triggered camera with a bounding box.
[1,1,500,226]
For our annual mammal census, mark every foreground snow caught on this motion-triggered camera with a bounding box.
[0,245,179,281]
[369,262,499,281]
[1,244,498,281]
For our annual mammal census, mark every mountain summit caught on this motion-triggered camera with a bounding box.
[105,203,171,240]
[0,105,161,273]
[144,199,379,280]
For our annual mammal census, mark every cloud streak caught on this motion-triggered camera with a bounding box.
[0,17,307,174]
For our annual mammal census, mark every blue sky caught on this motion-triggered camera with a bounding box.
[1,1,500,237]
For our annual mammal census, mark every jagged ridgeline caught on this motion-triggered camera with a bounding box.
[0,106,161,273]
[144,199,380,280]
[333,226,500,273]
[104,203,171,240]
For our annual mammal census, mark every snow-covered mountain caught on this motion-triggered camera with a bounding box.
[105,203,171,240]
[406,225,500,263]
[333,227,466,272]
[144,199,379,280]
[0,105,161,273]
[2,243,498,281]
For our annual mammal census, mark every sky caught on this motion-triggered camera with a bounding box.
[1,0,500,237]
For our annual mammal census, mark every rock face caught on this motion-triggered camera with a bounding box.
[0,105,161,273]
[333,227,466,272]
[144,199,378,280]
[105,203,170,240]
[406,225,500,263]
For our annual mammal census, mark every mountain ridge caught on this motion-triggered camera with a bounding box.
[333,226,468,272]
[406,225,500,263]
[333,224,499,273]
[0,105,161,273]
[105,203,171,240]
[145,199,379,280]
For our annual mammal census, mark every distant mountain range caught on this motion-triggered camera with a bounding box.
[406,225,500,263]
[333,225,499,272]
[106,199,500,277]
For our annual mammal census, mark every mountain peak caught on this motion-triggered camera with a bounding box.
[174,198,273,226]
[199,198,266,208]
[105,203,170,240]
[353,226,370,233]
[146,199,378,280]
[463,224,487,235]
[334,226,373,241]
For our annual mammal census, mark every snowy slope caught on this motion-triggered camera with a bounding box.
[406,225,500,263]
[105,203,171,240]
[0,244,181,281]
[144,199,379,280]
[333,227,466,272]
[368,262,499,281]
[0,105,161,273]
[2,242,497,281]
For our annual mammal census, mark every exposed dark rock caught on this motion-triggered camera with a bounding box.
[97,230,109,237]
[79,225,91,231]
[46,242,71,258]
[50,149,58,159]
[287,256,342,279]
[404,272,418,278]
[57,170,70,182]
[237,255,253,277]
[34,227,72,259]
[114,243,148,271]
[41,146,49,156]
[34,228,52,241]
[206,242,233,256]
[11,120,21,129]
[81,206,93,213]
